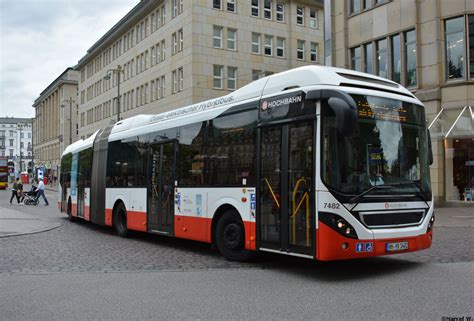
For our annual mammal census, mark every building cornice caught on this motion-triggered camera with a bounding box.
[75,0,157,70]
[33,68,78,107]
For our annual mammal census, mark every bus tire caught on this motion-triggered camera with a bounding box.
[215,211,252,262]
[67,199,75,222]
[114,202,128,237]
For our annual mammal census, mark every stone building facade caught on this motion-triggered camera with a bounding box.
[32,68,79,179]
[75,0,324,138]
[326,0,474,205]
[0,117,33,177]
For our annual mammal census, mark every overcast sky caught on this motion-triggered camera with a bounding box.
[0,0,137,119]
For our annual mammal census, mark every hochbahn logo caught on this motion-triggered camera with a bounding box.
[261,95,302,112]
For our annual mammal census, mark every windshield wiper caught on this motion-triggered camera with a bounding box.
[387,181,430,206]
[349,185,393,204]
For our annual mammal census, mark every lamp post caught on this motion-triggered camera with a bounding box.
[17,123,23,173]
[104,65,124,123]
[60,97,75,145]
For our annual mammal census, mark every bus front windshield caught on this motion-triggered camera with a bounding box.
[322,94,432,202]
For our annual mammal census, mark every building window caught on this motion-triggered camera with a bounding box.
[213,0,221,10]
[276,37,285,57]
[364,43,373,74]
[264,0,272,19]
[161,75,166,97]
[178,67,184,91]
[172,70,178,93]
[445,16,465,80]
[213,65,223,89]
[351,46,361,71]
[297,40,305,60]
[252,70,262,80]
[251,0,259,17]
[227,28,237,50]
[469,15,474,79]
[172,32,178,55]
[252,33,260,54]
[391,34,401,83]
[172,0,178,17]
[9,139,13,147]
[405,29,417,87]
[350,0,360,14]
[276,3,284,22]
[309,9,317,28]
[296,7,304,25]
[160,5,166,26]
[310,42,318,62]
[178,29,184,52]
[227,67,237,90]
[376,38,387,78]
[227,0,235,12]
[264,35,272,56]
[213,26,223,48]
[160,40,166,61]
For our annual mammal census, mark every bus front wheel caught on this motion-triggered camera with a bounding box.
[215,211,252,262]
[114,202,128,237]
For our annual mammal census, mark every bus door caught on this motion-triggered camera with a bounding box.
[259,120,315,256]
[77,174,85,219]
[148,141,176,235]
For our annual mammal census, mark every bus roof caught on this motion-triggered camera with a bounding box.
[63,66,418,156]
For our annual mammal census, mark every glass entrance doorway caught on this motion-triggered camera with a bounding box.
[259,121,314,255]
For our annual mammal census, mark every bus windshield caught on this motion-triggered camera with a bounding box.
[322,94,432,202]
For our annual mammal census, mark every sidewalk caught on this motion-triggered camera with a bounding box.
[434,207,474,227]
[0,206,61,238]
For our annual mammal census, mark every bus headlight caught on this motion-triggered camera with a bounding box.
[319,212,358,239]
[427,213,435,232]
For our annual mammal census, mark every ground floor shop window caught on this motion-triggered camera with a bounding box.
[446,139,474,201]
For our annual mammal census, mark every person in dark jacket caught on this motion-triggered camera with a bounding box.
[10,178,20,204]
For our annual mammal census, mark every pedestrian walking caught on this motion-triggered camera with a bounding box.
[9,178,20,204]
[17,179,25,203]
[35,177,49,206]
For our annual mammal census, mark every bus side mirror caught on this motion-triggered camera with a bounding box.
[427,129,433,165]
[327,97,358,136]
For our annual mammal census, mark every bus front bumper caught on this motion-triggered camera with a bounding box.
[316,221,432,261]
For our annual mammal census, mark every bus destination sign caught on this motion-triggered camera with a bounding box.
[357,100,408,123]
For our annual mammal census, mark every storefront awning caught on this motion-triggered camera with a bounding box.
[429,106,474,139]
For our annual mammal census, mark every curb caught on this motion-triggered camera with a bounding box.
[0,222,62,238]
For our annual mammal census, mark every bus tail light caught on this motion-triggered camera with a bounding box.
[319,212,358,239]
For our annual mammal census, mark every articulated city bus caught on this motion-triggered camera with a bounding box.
[0,157,8,190]
[59,66,434,261]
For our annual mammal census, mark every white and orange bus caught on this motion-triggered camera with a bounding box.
[59,66,434,261]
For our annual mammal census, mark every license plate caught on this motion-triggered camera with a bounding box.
[386,241,409,252]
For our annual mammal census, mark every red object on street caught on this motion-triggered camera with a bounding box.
[21,173,28,184]
[43,176,48,185]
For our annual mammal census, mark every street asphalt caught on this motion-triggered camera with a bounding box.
[0,185,473,320]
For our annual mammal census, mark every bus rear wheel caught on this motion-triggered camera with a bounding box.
[114,202,128,237]
[215,211,252,262]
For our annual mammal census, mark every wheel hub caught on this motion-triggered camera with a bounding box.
[223,223,242,249]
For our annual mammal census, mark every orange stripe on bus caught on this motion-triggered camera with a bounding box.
[105,208,113,227]
[127,210,147,232]
[174,215,211,243]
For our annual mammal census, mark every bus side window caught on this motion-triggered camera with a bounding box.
[206,109,257,186]
[178,122,206,186]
